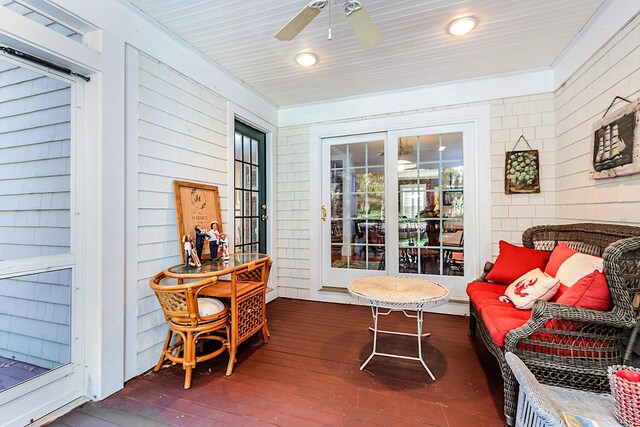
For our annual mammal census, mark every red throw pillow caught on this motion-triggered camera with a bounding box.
[486,240,552,284]
[555,270,612,311]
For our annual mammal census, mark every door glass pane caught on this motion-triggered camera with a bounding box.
[234,133,242,160]
[0,269,71,392]
[251,139,258,164]
[0,64,71,261]
[330,140,385,271]
[397,132,464,276]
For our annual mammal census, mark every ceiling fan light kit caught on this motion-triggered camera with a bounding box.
[275,0,383,49]
[295,52,318,67]
[448,16,477,36]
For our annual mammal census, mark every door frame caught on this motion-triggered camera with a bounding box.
[233,120,268,253]
[309,106,491,315]
[227,102,278,300]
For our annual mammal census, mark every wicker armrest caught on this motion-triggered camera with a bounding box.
[532,300,635,327]
[505,353,564,426]
[505,299,634,351]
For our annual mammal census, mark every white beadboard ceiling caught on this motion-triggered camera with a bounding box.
[126,0,606,107]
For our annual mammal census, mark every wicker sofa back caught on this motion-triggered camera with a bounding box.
[469,223,640,426]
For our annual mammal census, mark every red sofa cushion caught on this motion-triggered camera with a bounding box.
[485,241,551,284]
[522,319,617,358]
[480,305,531,346]
[466,281,508,314]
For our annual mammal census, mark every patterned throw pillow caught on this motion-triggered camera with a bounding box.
[505,268,560,310]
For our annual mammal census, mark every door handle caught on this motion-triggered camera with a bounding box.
[321,205,327,221]
[261,214,268,221]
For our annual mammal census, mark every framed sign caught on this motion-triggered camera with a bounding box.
[173,180,222,262]
[590,99,640,179]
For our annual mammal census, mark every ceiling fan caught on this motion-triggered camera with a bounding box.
[275,0,383,49]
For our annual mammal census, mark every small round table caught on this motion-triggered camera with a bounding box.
[348,276,449,380]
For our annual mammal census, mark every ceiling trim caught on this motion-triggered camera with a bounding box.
[552,0,640,90]
[48,0,279,125]
[278,67,554,127]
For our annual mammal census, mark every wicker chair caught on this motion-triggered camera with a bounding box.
[469,223,640,425]
[207,258,272,376]
[149,273,229,389]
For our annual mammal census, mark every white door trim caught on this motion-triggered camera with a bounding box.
[227,102,279,301]
[308,105,491,314]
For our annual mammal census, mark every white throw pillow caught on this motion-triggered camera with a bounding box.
[544,242,604,288]
[505,268,560,310]
[555,253,603,288]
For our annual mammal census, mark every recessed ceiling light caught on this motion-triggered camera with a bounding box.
[439,146,447,151]
[448,16,477,36]
[397,159,416,171]
[295,52,318,67]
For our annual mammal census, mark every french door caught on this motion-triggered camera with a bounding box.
[234,120,267,253]
[321,124,476,298]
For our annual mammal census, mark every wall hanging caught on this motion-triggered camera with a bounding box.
[591,97,640,179]
[505,135,540,194]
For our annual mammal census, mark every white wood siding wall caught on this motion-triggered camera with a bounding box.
[0,59,72,369]
[135,54,228,373]
[555,13,640,224]
[0,270,71,369]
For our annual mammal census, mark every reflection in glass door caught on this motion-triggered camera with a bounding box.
[0,56,83,422]
[323,134,387,287]
[396,133,464,276]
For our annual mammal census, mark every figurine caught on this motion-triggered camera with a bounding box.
[189,235,201,268]
[207,221,221,260]
[182,235,192,268]
[219,233,229,260]
[195,225,207,260]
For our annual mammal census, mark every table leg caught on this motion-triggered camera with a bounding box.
[360,306,436,380]
[416,309,436,380]
[360,305,379,370]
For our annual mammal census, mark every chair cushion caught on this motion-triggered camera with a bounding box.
[197,297,226,317]
[481,304,531,346]
[545,242,603,288]
[504,268,560,310]
[466,281,509,313]
[485,240,551,284]
[555,270,612,311]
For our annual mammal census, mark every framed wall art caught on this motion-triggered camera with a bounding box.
[173,180,223,262]
[590,97,640,179]
[504,136,540,194]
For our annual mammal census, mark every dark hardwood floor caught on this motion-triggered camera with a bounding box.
[49,298,506,426]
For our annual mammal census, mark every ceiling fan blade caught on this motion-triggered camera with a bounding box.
[275,1,326,41]
[346,6,383,48]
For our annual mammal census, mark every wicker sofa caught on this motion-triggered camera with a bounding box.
[468,223,640,426]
